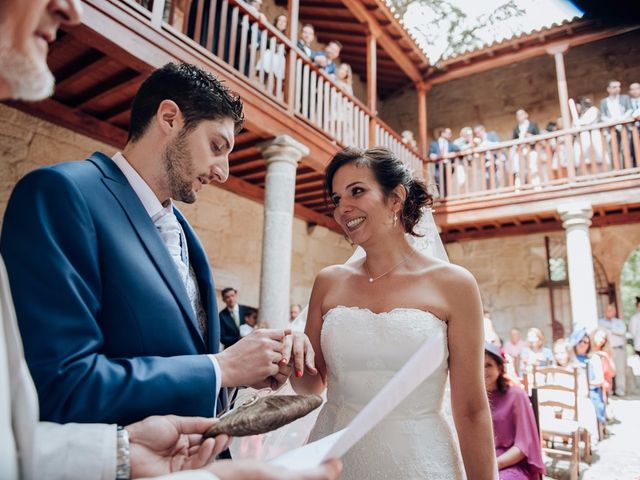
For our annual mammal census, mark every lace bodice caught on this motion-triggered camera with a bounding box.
[309,306,464,479]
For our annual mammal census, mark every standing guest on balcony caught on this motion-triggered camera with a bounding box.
[473,124,500,145]
[1,62,317,426]
[401,130,418,149]
[599,303,627,396]
[219,287,253,348]
[600,80,632,123]
[454,126,474,150]
[335,62,353,95]
[484,343,545,480]
[315,41,342,78]
[247,0,267,22]
[429,128,459,196]
[511,109,540,140]
[573,97,604,165]
[297,24,318,60]
[255,13,287,83]
[630,83,640,114]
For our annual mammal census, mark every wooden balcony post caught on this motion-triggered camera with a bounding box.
[366,28,378,148]
[150,0,167,28]
[285,0,300,113]
[416,81,430,158]
[366,30,378,114]
[547,43,576,178]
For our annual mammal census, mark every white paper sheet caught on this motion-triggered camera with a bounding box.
[270,329,445,469]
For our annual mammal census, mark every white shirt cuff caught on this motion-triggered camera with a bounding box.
[207,354,222,412]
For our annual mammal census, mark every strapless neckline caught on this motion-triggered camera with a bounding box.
[323,305,445,323]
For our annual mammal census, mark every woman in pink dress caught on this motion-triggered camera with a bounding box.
[485,343,545,480]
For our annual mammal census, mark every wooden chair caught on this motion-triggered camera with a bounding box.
[532,365,584,480]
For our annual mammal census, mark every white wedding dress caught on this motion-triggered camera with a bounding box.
[308,305,464,479]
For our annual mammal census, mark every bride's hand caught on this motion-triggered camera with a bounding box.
[280,332,318,378]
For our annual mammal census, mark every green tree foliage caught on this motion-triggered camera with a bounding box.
[620,246,640,322]
[388,0,525,64]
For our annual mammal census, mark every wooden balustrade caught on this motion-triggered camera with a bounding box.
[428,118,640,200]
[126,0,426,178]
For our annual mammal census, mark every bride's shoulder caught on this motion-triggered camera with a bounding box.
[315,262,361,283]
[419,255,478,290]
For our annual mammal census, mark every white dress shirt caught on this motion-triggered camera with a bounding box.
[111,152,222,407]
[598,316,627,348]
[629,312,640,351]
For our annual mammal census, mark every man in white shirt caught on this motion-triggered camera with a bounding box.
[630,296,640,357]
[0,0,340,478]
[599,80,633,123]
[599,303,628,396]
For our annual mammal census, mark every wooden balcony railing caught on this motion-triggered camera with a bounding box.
[427,118,640,201]
[124,0,426,177]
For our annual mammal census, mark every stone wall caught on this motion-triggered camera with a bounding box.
[447,221,640,343]
[0,104,353,310]
[380,29,640,143]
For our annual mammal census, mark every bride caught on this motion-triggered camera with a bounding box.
[289,147,496,479]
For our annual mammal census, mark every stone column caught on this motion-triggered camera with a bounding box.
[557,201,599,332]
[256,135,310,329]
[547,43,575,177]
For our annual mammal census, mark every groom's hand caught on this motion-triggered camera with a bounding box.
[216,329,290,387]
[281,331,318,378]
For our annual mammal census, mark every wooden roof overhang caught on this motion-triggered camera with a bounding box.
[276,0,431,98]
[5,0,348,232]
[423,18,640,86]
[435,172,640,242]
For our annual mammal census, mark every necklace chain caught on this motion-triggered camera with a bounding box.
[363,250,416,283]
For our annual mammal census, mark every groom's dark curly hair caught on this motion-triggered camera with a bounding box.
[324,147,433,237]
[127,62,244,142]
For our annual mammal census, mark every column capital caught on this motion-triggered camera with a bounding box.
[257,135,310,166]
[546,43,569,55]
[557,201,593,229]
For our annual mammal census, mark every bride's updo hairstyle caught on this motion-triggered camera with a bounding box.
[324,147,433,237]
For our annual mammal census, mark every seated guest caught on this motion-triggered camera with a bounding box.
[335,62,353,95]
[520,328,554,373]
[484,343,545,480]
[551,337,600,444]
[297,24,317,60]
[569,328,606,426]
[503,328,527,376]
[239,307,258,338]
[592,327,616,401]
[512,109,540,140]
[219,287,253,348]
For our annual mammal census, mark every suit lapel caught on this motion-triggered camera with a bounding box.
[88,153,205,350]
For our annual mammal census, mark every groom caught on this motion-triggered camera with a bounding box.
[1,62,314,425]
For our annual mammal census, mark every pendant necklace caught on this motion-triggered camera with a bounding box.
[363,249,416,283]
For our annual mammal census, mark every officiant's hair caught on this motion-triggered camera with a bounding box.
[324,147,433,237]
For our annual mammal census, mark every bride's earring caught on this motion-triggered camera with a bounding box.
[393,213,398,228]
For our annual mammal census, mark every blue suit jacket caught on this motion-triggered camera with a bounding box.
[0,152,221,425]
[219,304,251,348]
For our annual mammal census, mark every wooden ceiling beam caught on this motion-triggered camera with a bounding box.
[7,97,127,148]
[75,73,144,112]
